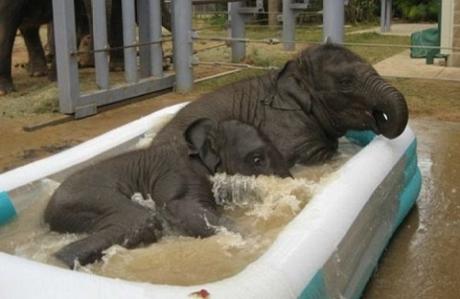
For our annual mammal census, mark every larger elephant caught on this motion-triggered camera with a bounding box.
[45,118,291,268]
[0,0,92,95]
[152,44,409,167]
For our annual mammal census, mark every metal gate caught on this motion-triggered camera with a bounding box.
[52,0,186,118]
[51,0,348,118]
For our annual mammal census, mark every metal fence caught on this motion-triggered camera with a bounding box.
[52,0,433,119]
[52,0,177,118]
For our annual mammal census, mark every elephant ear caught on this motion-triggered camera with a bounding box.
[263,60,312,113]
[184,118,221,173]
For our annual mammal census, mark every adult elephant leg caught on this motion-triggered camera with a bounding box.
[76,0,93,68]
[107,0,171,72]
[109,0,124,71]
[0,1,25,95]
[47,22,57,81]
[19,24,48,77]
[161,0,171,32]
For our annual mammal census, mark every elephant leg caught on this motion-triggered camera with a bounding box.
[0,1,25,95]
[109,0,124,71]
[19,24,48,77]
[54,209,161,267]
[46,22,57,81]
[166,198,232,238]
[55,227,125,268]
[49,190,162,267]
[44,23,53,63]
[78,34,94,68]
[77,0,94,68]
[161,1,171,32]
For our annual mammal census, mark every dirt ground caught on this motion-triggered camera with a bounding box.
[1,24,459,298]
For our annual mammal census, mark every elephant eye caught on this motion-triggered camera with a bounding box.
[338,76,353,86]
[252,154,265,167]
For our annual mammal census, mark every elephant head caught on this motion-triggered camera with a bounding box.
[275,44,408,139]
[185,118,292,178]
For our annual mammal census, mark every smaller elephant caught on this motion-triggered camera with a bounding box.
[44,118,291,268]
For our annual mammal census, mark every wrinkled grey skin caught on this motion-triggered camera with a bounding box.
[153,44,409,167]
[44,118,291,268]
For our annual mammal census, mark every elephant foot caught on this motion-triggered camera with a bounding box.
[47,70,57,82]
[45,53,54,64]
[48,61,57,82]
[163,57,172,71]
[27,63,48,77]
[78,35,94,68]
[109,61,124,72]
[0,80,16,96]
[110,50,125,72]
[78,55,95,68]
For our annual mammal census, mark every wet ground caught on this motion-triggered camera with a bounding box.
[363,118,460,298]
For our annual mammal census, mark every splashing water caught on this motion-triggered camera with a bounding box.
[211,173,315,221]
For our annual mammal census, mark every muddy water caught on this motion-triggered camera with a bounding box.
[364,118,460,298]
[0,139,360,285]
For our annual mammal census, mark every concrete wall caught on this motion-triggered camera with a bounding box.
[441,0,460,66]
[450,0,460,66]
[451,0,460,66]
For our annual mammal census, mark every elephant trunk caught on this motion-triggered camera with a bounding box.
[372,84,408,139]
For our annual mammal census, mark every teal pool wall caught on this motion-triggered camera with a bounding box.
[299,131,422,299]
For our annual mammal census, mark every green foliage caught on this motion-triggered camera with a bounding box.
[208,13,227,29]
[394,0,439,22]
[345,0,380,24]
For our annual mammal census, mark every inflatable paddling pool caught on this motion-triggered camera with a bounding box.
[0,102,421,299]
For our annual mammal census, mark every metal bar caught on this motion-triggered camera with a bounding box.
[172,0,193,92]
[198,61,277,70]
[380,0,388,32]
[192,0,245,4]
[150,0,164,77]
[195,36,460,51]
[92,0,109,89]
[122,0,138,83]
[70,39,170,56]
[194,36,280,44]
[385,0,392,32]
[137,0,163,78]
[229,1,246,62]
[137,0,152,78]
[52,0,80,114]
[323,0,344,43]
[77,74,175,112]
[193,68,243,83]
[283,0,296,51]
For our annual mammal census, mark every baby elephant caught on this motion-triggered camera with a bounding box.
[44,118,291,268]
